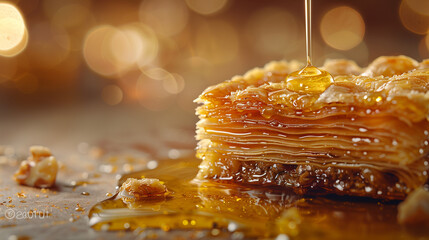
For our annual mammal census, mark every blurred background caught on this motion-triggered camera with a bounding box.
[0,0,428,124]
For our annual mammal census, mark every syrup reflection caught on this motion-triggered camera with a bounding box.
[88,158,299,237]
[88,158,427,239]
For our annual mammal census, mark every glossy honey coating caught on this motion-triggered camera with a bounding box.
[286,65,334,93]
[195,55,429,200]
[196,55,429,122]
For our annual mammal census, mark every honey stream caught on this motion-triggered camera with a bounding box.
[88,158,428,239]
[286,0,333,94]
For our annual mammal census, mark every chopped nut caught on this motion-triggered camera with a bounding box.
[119,178,169,203]
[13,146,58,188]
[398,186,429,226]
[16,192,26,198]
[29,146,52,158]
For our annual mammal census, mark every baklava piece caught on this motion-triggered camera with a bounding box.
[14,146,58,188]
[195,55,429,200]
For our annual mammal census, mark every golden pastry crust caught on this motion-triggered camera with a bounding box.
[196,55,429,122]
[195,56,429,200]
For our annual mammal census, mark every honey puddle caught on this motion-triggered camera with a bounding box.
[88,158,427,239]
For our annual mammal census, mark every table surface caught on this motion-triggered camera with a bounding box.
[0,105,197,240]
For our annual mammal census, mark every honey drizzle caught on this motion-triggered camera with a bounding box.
[305,0,312,65]
[286,0,333,94]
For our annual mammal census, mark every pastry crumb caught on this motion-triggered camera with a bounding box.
[13,146,58,188]
[397,186,429,226]
[119,178,169,203]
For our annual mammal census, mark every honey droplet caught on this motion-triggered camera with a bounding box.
[286,65,333,93]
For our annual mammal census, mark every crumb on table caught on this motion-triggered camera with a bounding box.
[13,145,58,188]
[397,186,429,226]
[119,178,169,202]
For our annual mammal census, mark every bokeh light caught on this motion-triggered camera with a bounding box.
[320,6,365,51]
[83,25,119,77]
[28,22,70,69]
[141,68,185,94]
[136,73,173,111]
[123,23,159,69]
[245,7,300,58]
[139,0,189,37]
[111,29,151,75]
[419,36,429,59]
[425,34,429,52]
[404,0,429,17]
[83,23,159,78]
[0,3,27,57]
[399,0,429,35]
[164,73,185,94]
[0,0,426,112]
[323,41,369,67]
[142,67,172,81]
[194,20,239,65]
[44,0,92,28]
[102,84,123,106]
[186,0,228,15]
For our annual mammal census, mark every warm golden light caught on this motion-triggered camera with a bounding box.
[122,23,159,69]
[164,73,185,94]
[83,23,159,77]
[323,41,369,66]
[320,6,365,51]
[194,20,239,65]
[424,34,429,56]
[0,0,424,113]
[0,3,28,57]
[102,84,123,105]
[185,0,228,15]
[137,73,172,111]
[44,0,92,31]
[142,67,171,80]
[142,68,185,94]
[83,25,119,76]
[400,0,429,35]
[110,28,137,68]
[139,0,189,36]
[404,0,429,17]
[419,36,429,59]
[245,8,300,57]
[28,23,70,69]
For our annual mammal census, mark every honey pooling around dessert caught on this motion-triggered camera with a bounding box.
[88,158,427,239]
[285,65,334,93]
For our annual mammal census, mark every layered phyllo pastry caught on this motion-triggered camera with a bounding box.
[195,56,429,200]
